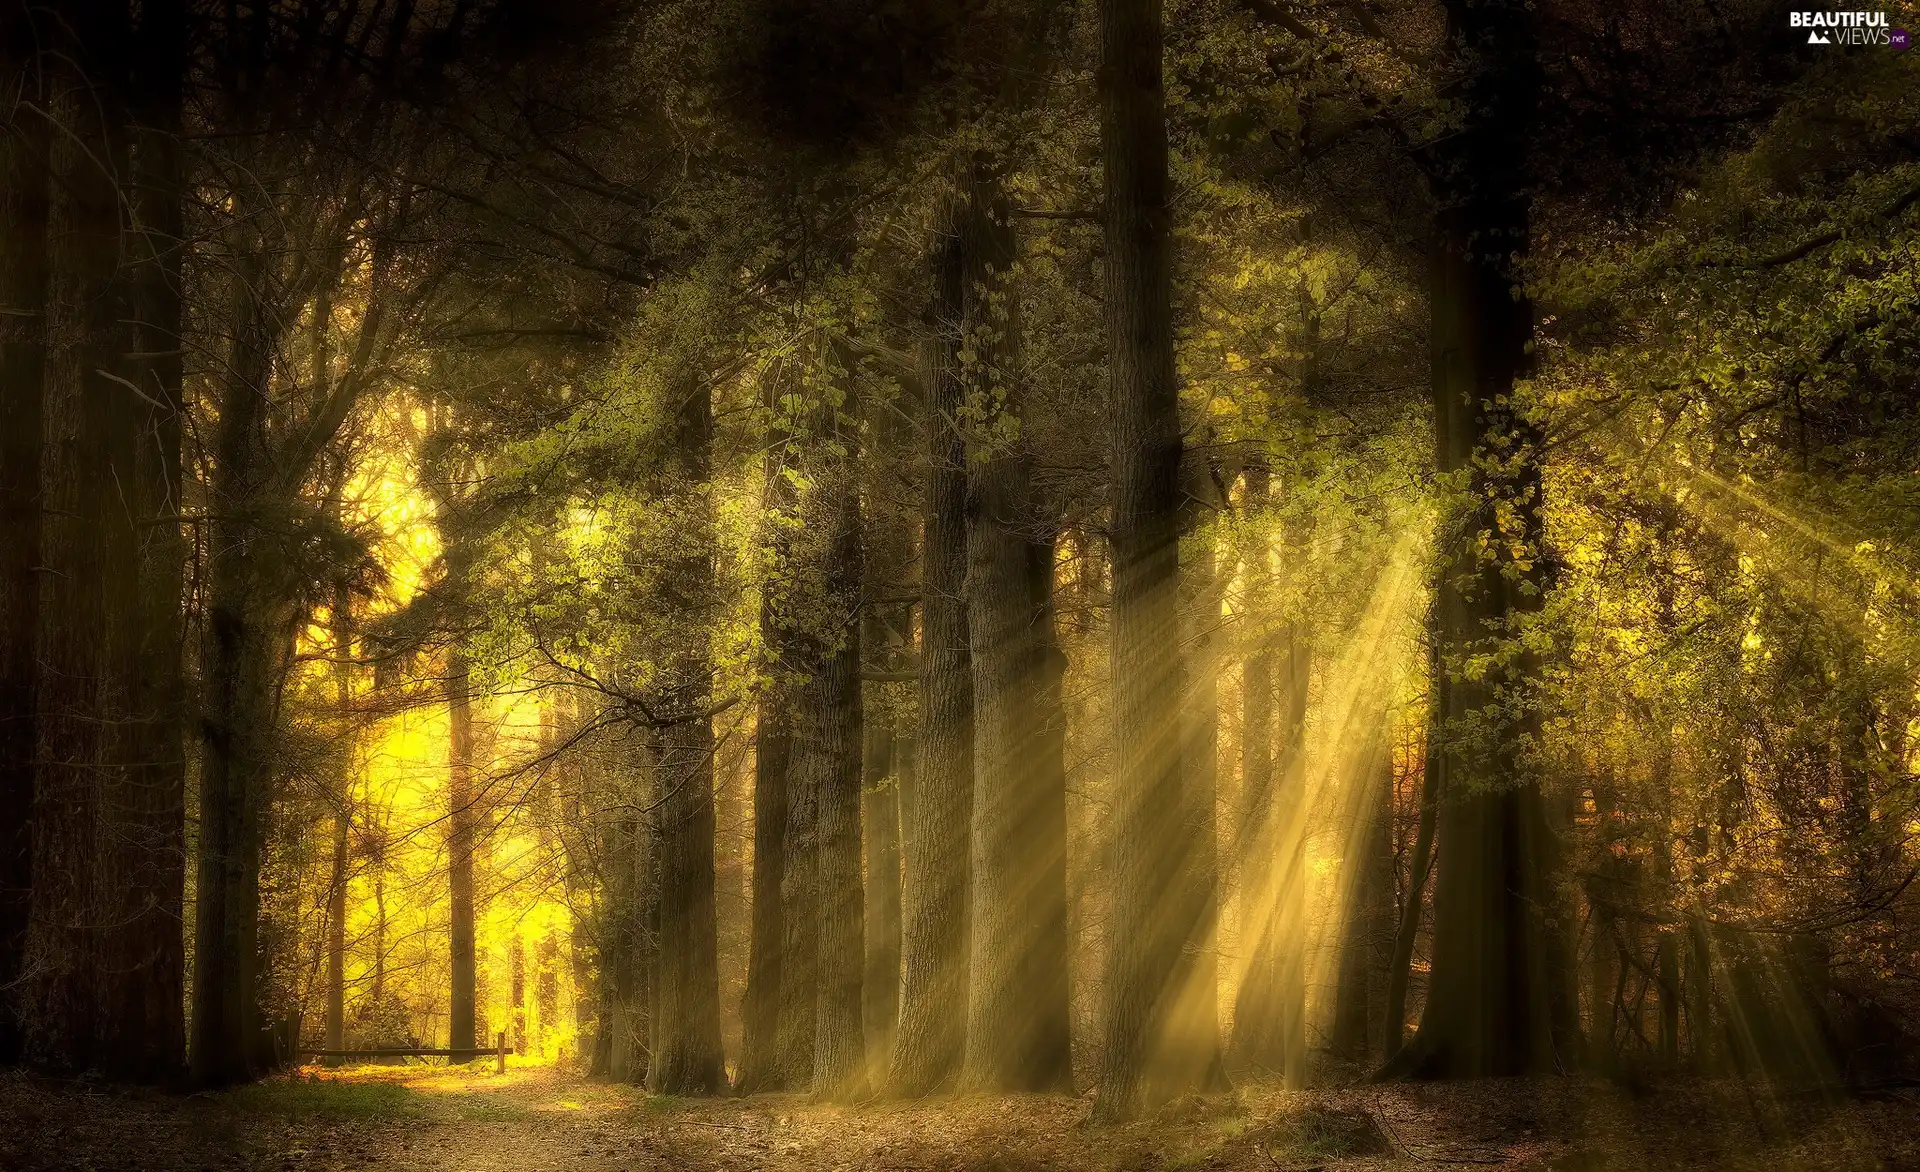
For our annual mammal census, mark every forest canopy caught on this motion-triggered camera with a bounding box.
[2,0,1919,1148]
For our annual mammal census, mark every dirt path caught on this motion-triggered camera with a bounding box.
[1,1062,1915,1171]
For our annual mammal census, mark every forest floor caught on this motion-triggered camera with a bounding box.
[1,1059,1916,1172]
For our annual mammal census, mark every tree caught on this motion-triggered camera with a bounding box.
[446,543,480,1056]
[1385,0,1571,1080]
[739,372,798,1090]
[649,366,726,1095]
[892,198,975,1095]
[323,586,355,1056]
[0,1,50,1068]
[1094,0,1190,1120]
[795,352,869,1100]
[19,0,186,1082]
[960,165,1072,1093]
[1162,460,1228,1092]
[860,640,903,1071]
[187,5,452,1081]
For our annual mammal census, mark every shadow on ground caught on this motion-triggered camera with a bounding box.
[0,1062,1914,1171]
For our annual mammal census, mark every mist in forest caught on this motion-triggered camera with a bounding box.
[2,2,1919,1170]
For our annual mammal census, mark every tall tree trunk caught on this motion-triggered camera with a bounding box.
[1686,913,1714,1068]
[1026,536,1073,1088]
[1366,738,1399,1057]
[1229,461,1310,1076]
[325,806,349,1053]
[19,27,131,1078]
[123,0,189,1079]
[1333,890,1371,1061]
[715,708,750,1067]
[1232,621,1310,1079]
[1390,0,1565,1080]
[960,170,1073,1094]
[649,374,725,1095]
[1649,517,1682,1067]
[892,201,974,1095]
[1094,0,1187,1120]
[602,761,655,1083]
[510,935,526,1055]
[743,366,800,1092]
[861,630,901,1074]
[1232,463,1273,1063]
[536,932,559,1055]
[324,588,353,1055]
[447,596,478,1054]
[652,704,724,1091]
[774,687,819,1087]
[715,714,749,1061]
[1384,643,1441,1059]
[1163,517,1227,1090]
[191,234,279,1087]
[26,8,184,1081]
[805,434,867,1101]
[373,867,389,1007]
[738,687,790,1090]
[1586,778,1621,1068]
[0,8,50,1068]
[555,694,599,1068]
[1335,729,1396,1062]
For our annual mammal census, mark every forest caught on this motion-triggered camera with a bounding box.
[2,1,1919,1170]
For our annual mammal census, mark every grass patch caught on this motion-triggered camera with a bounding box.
[1258,1100,1392,1162]
[1166,1115,1252,1168]
[224,1077,425,1120]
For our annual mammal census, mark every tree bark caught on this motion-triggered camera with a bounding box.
[805,437,867,1101]
[191,219,283,1086]
[510,935,526,1055]
[649,373,725,1095]
[124,0,190,1080]
[25,7,185,1081]
[649,710,724,1091]
[775,687,820,1087]
[324,589,353,1055]
[715,710,750,1066]
[1162,518,1227,1090]
[861,631,901,1073]
[0,7,49,1068]
[892,200,975,1096]
[738,367,800,1092]
[19,29,133,1079]
[1026,536,1074,1089]
[651,695,724,1092]
[1232,622,1309,1079]
[1388,0,1567,1081]
[602,756,656,1083]
[1229,460,1310,1077]
[959,170,1073,1094]
[1232,465,1273,1055]
[1094,0,1188,1120]
[1334,730,1397,1062]
[738,687,790,1090]
[1686,914,1714,1068]
[1384,652,1441,1059]
[447,591,479,1055]
[1586,779,1621,1068]
[536,932,559,1054]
